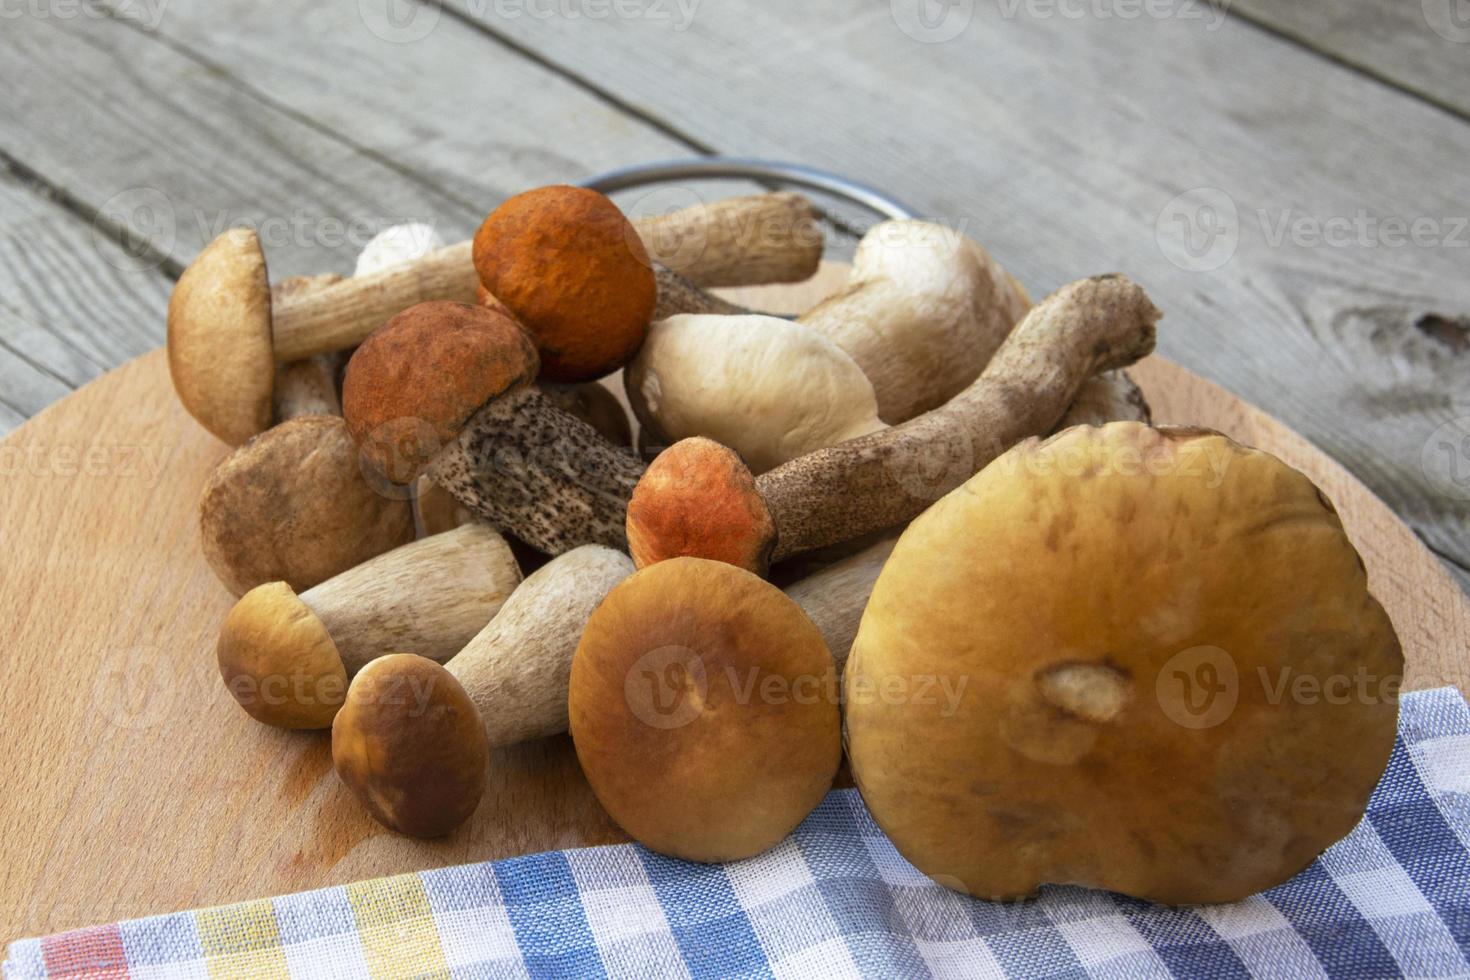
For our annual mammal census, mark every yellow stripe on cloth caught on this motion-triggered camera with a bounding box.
[195,898,290,979]
[347,873,450,979]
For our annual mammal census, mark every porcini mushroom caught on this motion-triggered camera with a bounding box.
[199,414,415,596]
[798,219,1030,423]
[331,539,896,837]
[570,557,841,862]
[628,275,1161,564]
[332,653,488,838]
[170,193,820,444]
[626,314,883,474]
[343,302,645,554]
[844,422,1404,905]
[217,523,522,729]
[1058,370,1151,429]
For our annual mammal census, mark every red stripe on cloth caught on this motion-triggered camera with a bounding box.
[40,923,130,978]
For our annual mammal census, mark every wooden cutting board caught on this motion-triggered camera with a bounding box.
[2,265,1466,943]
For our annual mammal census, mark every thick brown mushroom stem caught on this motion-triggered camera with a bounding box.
[427,386,646,554]
[759,275,1161,561]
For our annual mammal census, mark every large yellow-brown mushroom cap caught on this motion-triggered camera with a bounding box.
[216,581,347,729]
[845,421,1403,905]
[570,557,841,862]
[333,654,489,838]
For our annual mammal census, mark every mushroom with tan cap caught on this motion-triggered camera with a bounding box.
[798,219,1030,423]
[844,422,1404,905]
[169,193,820,445]
[627,275,1161,569]
[217,523,522,729]
[332,545,634,836]
[626,313,1150,475]
[332,541,909,838]
[570,557,841,862]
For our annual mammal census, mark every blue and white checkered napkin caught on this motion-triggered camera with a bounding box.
[7,687,1470,979]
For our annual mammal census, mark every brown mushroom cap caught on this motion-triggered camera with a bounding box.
[217,581,347,729]
[472,186,657,383]
[167,228,275,446]
[199,415,415,596]
[342,301,540,484]
[332,654,490,838]
[845,422,1404,905]
[625,438,776,575]
[569,557,840,862]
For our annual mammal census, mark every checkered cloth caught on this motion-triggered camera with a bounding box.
[7,687,1469,979]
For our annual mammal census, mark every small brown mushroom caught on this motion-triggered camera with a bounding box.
[217,524,521,729]
[844,422,1404,904]
[170,193,819,445]
[570,557,841,862]
[332,653,488,838]
[199,415,415,596]
[331,537,902,837]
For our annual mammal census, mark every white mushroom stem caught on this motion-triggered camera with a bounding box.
[441,537,888,751]
[300,524,522,673]
[272,354,342,420]
[798,220,1030,424]
[447,545,635,747]
[626,314,884,474]
[261,194,819,362]
[758,275,1160,560]
[1058,371,1151,429]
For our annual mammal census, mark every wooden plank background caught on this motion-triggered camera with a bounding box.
[0,0,1465,598]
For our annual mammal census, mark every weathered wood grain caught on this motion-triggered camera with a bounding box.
[444,0,1470,593]
[0,165,172,436]
[1231,0,1470,118]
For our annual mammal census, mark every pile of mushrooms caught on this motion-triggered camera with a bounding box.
[173,182,1402,909]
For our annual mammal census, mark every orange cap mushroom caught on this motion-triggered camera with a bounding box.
[472,185,657,383]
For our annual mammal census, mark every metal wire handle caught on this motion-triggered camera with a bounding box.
[580,157,918,222]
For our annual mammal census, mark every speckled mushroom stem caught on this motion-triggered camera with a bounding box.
[758,275,1161,561]
[653,264,752,318]
[427,386,647,554]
